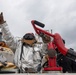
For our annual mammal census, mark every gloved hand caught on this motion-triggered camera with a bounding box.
[40,33,51,43]
[0,12,6,24]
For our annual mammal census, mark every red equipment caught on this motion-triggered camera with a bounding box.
[44,42,62,71]
[31,20,76,71]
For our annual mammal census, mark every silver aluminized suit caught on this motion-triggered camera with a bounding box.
[0,22,41,72]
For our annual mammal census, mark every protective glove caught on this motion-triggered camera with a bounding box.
[39,32,51,43]
[0,12,6,24]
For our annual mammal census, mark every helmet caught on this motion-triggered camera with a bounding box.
[23,33,35,40]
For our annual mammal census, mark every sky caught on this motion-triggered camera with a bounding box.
[0,0,76,49]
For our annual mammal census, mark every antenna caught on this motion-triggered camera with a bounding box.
[51,29,53,34]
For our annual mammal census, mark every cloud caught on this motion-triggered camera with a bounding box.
[0,0,76,49]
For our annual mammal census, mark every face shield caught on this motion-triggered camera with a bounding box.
[23,33,35,40]
[22,33,37,46]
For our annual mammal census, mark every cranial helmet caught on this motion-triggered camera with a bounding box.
[23,33,35,40]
